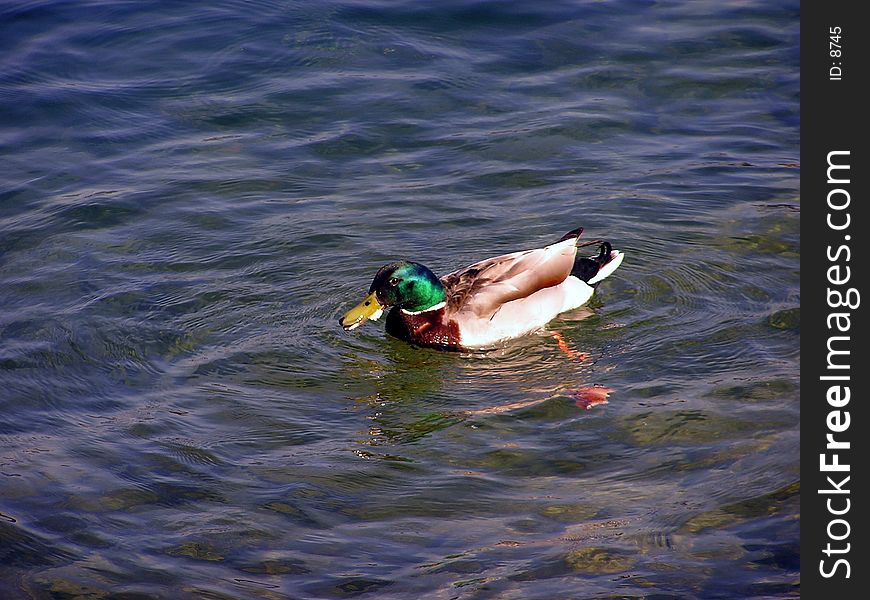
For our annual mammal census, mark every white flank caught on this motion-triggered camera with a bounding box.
[458,249,626,349]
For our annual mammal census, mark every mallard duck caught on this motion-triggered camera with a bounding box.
[339,226,624,351]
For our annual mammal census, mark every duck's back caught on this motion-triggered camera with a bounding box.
[441,234,624,349]
[441,236,579,320]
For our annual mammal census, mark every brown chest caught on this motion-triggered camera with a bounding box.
[385,307,463,351]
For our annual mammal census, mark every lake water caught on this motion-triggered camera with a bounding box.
[1,1,799,598]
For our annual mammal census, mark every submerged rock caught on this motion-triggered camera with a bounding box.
[767,307,799,330]
[565,546,636,574]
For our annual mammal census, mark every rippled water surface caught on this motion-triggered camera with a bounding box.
[1,1,799,598]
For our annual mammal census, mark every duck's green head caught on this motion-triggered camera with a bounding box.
[339,261,446,331]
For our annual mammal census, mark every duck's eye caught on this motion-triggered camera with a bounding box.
[389,277,399,287]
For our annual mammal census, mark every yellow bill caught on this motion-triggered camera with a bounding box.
[340,291,385,331]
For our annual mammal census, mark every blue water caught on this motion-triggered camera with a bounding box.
[1,1,799,598]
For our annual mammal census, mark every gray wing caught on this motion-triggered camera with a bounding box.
[441,237,578,319]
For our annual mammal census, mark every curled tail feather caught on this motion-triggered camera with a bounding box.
[572,241,623,284]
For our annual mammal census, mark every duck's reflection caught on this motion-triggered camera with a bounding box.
[341,323,614,455]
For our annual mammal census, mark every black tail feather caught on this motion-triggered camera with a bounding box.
[558,226,584,242]
[572,241,613,283]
